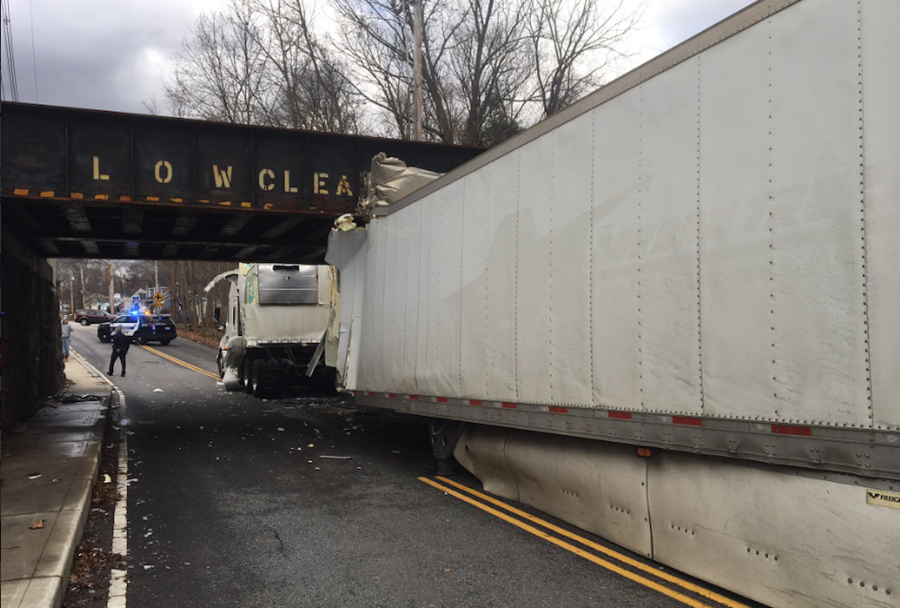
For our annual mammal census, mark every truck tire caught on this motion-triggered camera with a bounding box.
[217,351,225,378]
[250,359,266,398]
[243,359,254,393]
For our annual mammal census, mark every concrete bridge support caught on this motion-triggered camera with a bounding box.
[1,223,65,434]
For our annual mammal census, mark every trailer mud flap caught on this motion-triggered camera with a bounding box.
[222,368,241,391]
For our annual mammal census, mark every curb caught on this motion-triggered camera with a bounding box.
[70,349,130,608]
[48,351,111,608]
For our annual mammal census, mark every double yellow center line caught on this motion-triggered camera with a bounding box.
[419,476,751,608]
[139,344,221,381]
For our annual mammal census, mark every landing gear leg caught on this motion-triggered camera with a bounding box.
[428,420,466,476]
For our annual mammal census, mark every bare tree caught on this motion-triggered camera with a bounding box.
[448,0,533,145]
[528,0,643,117]
[157,261,234,332]
[162,0,360,132]
[335,0,534,146]
[251,0,362,132]
[334,0,640,145]
[165,0,271,123]
[159,0,641,143]
[334,0,461,142]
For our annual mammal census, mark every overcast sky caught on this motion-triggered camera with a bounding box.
[1,0,755,116]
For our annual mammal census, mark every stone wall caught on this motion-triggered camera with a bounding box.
[1,225,65,435]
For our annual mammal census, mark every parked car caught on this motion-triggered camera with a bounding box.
[73,308,115,325]
[98,314,177,345]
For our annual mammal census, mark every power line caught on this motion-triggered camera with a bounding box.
[1,0,20,101]
[29,0,37,102]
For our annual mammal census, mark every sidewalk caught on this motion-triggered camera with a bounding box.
[1,353,112,608]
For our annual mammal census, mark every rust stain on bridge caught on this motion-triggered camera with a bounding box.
[1,102,482,262]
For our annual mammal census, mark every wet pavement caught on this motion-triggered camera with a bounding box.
[68,328,760,608]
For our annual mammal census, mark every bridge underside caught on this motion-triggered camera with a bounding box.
[4,196,336,263]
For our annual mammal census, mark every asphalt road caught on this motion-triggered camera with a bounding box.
[70,327,763,608]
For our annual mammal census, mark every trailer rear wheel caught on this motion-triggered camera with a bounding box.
[250,359,266,398]
[243,359,253,393]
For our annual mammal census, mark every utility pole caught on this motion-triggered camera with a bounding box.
[70,274,74,314]
[79,266,85,309]
[413,0,423,141]
[154,261,159,302]
[108,261,115,315]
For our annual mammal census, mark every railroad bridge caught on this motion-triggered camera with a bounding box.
[0,102,482,430]
[1,102,481,262]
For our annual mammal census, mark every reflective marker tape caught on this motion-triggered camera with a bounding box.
[672,416,703,427]
[608,411,632,420]
[771,424,811,436]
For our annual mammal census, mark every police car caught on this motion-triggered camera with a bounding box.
[98,313,177,345]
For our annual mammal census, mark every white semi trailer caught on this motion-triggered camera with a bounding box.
[326,1,900,607]
[206,263,333,396]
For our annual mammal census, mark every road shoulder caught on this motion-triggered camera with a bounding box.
[1,352,111,608]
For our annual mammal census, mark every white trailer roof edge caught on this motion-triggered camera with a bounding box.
[374,0,802,217]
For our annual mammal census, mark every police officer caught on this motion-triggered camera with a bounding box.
[108,326,130,377]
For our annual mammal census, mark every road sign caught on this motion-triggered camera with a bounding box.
[153,292,164,306]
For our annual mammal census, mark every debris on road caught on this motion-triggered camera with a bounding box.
[27,473,42,480]
[153,388,163,393]
[320,455,352,460]
[29,519,45,529]
[103,474,112,484]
